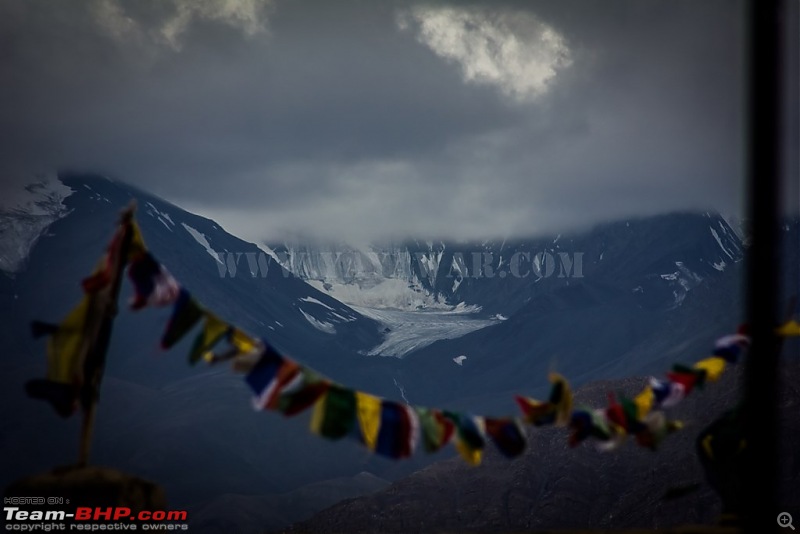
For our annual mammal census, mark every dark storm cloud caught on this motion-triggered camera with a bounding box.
[0,0,763,242]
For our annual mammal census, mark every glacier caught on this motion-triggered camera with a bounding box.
[352,305,497,357]
[271,241,495,357]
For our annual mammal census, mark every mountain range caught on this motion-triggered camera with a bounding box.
[3,172,794,532]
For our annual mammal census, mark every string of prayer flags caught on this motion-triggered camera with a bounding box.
[484,417,527,458]
[34,211,781,465]
[416,408,455,453]
[310,385,357,440]
[29,214,134,417]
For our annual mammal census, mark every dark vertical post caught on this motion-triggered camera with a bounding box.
[78,203,136,466]
[743,0,784,530]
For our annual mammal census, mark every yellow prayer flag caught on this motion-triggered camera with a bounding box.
[231,329,260,354]
[189,312,230,364]
[355,392,382,451]
[309,390,329,436]
[204,314,229,344]
[47,297,92,384]
[777,319,800,337]
[633,386,655,419]
[549,372,573,426]
[455,439,483,466]
[693,356,727,382]
[128,220,148,259]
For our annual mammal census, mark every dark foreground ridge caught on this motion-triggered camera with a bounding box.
[282,364,800,534]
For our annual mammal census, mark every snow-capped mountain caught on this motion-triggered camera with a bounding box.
[268,213,744,318]
[0,172,766,533]
[0,174,73,273]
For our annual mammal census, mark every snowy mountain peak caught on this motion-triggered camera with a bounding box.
[0,174,74,273]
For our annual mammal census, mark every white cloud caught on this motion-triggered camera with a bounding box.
[89,0,272,51]
[90,0,143,44]
[397,6,572,101]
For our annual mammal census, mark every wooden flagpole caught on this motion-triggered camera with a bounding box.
[78,202,137,466]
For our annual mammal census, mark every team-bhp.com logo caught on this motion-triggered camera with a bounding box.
[4,505,188,531]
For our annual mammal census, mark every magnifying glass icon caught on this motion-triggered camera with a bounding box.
[779,512,795,530]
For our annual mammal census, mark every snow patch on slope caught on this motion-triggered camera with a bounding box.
[145,202,175,232]
[0,175,74,273]
[300,296,335,311]
[710,227,734,259]
[299,308,336,334]
[181,223,223,264]
[660,261,703,307]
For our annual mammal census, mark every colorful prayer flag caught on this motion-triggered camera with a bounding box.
[712,333,750,363]
[25,297,94,417]
[81,224,128,293]
[515,372,572,427]
[161,289,204,349]
[635,411,683,450]
[310,385,357,440]
[416,408,455,453]
[569,408,612,447]
[356,392,383,451]
[445,412,486,466]
[514,395,555,426]
[188,313,230,364]
[485,417,527,458]
[374,401,418,459]
[650,378,686,408]
[246,350,301,411]
[633,386,655,419]
[127,251,180,309]
[274,368,330,416]
[693,356,727,382]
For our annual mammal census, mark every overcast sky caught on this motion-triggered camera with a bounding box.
[2,0,794,243]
